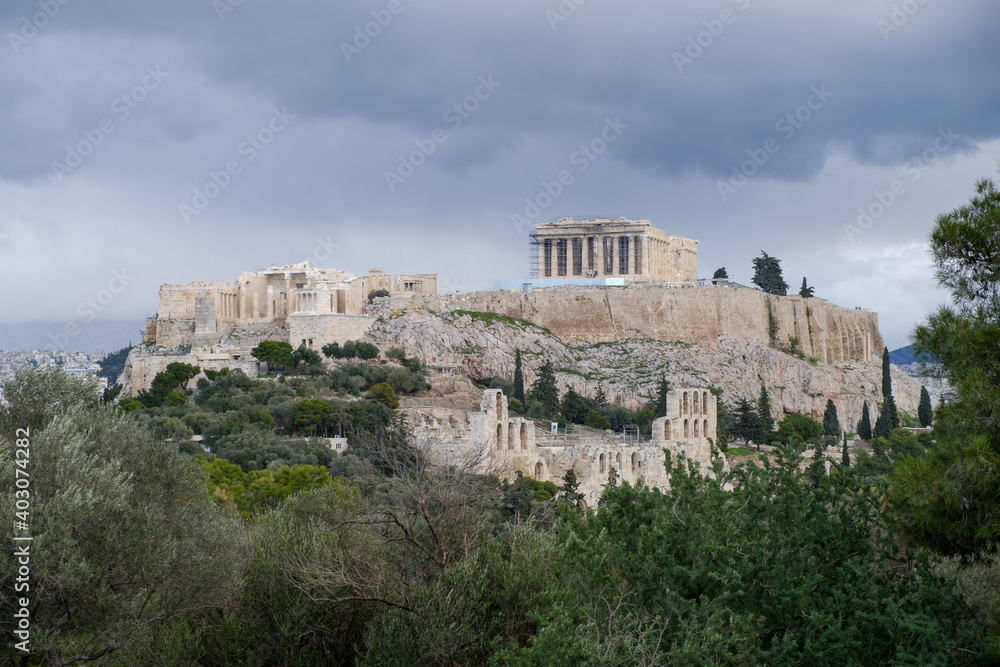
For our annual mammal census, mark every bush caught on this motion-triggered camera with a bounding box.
[364,382,400,410]
[583,409,612,430]
[368,288,390,302]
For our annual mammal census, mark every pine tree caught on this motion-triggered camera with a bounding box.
[512,349,525,405]
[822,399,840,436]
[594,384,607,406]
[751,251,789,296]
[713,267,728,279]
[559,469,584,504]
[842,432,850,466]
[857,401,872,440]
[755,383,773,448]
[811,439,825,488]
[799,277,815,298]
[918,386,933,427]
[530,361,560,417]
[733,397,758,445]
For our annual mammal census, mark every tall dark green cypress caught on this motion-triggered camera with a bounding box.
[755,383,773,446]
[842,432,850,466]
[873,395,897,440]
[857,401,872,440]
[879,347,899,430]
[918,386,933,428]
[512,349,525,405]
[882,347,893,399]
[822,399,840,436]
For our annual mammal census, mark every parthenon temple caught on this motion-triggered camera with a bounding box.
[530,217,698,282]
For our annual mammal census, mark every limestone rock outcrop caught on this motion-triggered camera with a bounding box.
[365,309,921,431]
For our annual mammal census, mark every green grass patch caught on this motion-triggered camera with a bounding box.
[448,310,553,335]
[725,447,753,457]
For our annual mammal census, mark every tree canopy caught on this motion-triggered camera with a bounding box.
[751,251,789,295]
[891,174,1000,558]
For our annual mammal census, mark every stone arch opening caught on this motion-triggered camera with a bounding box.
[703,391,709,413]
[507,424,515,450]
[631,452,638,472]
[704,419,709,439]
[599,453,606,474]
[520,422,528,450]
[684,419,690,438]
[535,461,544,480]
[616,453,622,471]
[496,423,503,449]
[693,392,699,414]
[683,392,689,414]
[664,420,671,440]
[694,420,700,438]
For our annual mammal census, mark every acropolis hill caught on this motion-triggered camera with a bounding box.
[121,217,916,430]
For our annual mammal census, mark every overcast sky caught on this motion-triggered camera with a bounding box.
[1,0,998,353]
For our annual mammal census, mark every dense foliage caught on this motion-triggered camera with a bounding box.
[1,368,994,664]
[751,251,788,296]
[891,175,1000,559]
[495,452,982,665]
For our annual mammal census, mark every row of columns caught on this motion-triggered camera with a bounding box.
[542,234,649,278]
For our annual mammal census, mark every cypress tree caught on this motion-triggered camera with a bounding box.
[873,396,897,440]
[881,347,893,400]
[653,377,670,419]
[512,349,525,405]
[755,383,773,446]
[879,347,899,430]
[822,399,840,436]
[799,277,815,298]
[918,386,933,427]
[842,432,850,466]
[857,402,872,441]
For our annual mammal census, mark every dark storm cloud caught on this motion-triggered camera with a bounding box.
[2,1,997,185]
[0,0,998,352]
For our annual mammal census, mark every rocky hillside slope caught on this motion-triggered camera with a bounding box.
[364,308,923,430]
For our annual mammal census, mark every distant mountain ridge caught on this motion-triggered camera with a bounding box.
[889,345,934,366]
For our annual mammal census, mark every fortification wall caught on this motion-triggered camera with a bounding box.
[404,284,881,362]
[288,314,378,350]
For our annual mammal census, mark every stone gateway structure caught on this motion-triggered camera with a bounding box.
[121,262,436,395]
[424,388,724,508]
[530,217,698,282]
[147,262,436,351]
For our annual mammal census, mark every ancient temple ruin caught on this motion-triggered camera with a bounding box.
[530,217,698,282]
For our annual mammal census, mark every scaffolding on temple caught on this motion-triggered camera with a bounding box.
[528,230,540,279]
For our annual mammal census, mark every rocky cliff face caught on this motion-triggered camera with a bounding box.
[364,308,922,430]
[398,283,882,364]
